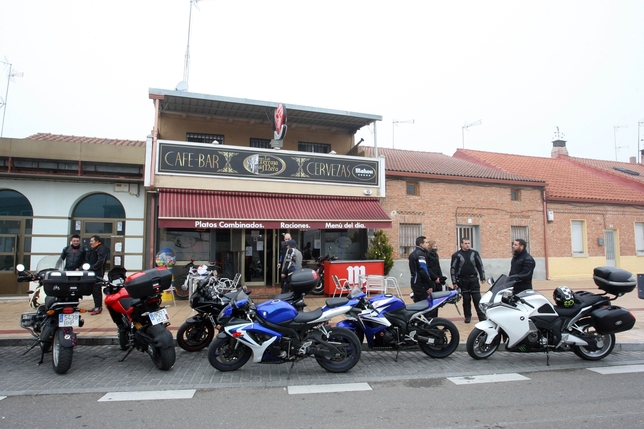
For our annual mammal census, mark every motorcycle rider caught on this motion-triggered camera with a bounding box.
[60,234,86,271]
[280,239,302,293]
[450,238,486,323]
[508,238,536,293]
[409,236,441,315]
[87,235,109,315]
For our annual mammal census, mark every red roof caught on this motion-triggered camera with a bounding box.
[27,133,145,147]
[454,149,644,205]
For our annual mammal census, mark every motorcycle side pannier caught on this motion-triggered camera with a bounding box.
[290,268,318,294]
[125,268,173,299]
[593,266,636,295]
[43,270,96,297]
[591,305,636,334]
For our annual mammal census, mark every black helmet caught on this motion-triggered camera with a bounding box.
[553,286,575,307]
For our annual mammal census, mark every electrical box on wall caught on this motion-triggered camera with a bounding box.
[114,183,129,193]
[597,237,604,246]
[547,211,554,222]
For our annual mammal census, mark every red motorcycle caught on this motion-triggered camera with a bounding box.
[310,254,337,295]
[102,267,176,370]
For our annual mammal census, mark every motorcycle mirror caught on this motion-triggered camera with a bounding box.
[487,278,494,285]
[82,263,91,270]
[16,264,25,271]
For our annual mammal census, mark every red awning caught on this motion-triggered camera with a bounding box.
[157,189,391,229]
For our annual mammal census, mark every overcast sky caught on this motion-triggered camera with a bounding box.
[2,0,644,162]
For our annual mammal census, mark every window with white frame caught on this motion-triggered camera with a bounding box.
[511,226,530,252]
[635,222,644,255]
[571,220,586,255]
[456,225,481,251]
[399,223,422,256]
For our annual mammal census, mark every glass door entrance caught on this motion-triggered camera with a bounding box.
[243,229,275,286]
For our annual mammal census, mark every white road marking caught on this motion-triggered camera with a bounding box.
[588,364,644,375]
[98,389,196,402]
[288,383,372,394]
[448,373,530,385]
[0,396,6,401]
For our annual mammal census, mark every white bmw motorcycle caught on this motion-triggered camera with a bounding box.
[466,266,637,362]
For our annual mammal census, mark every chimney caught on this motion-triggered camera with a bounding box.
[630,156,636,164]
[551,139,568,158]
[641,149,644,164]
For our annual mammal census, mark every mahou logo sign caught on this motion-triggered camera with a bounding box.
[274,103,287,140]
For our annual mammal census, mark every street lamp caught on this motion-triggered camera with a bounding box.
[614,125,628,161]
[0,59,24,138]
[462,119,482,149]
[392,119,414,149]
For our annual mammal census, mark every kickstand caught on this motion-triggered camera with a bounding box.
[546,349,550,366]
[394,348,400,363]
[119,346,135,362]
[22,340,39,356]
[286,360,296,381]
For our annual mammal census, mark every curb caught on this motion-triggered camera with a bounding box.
[1,337,642,352]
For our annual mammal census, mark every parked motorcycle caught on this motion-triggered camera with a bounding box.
[207,268,362,375]
[337,289,461,360]
[310,254,338,295]
[173,260,219,300]
[101,267,176,370]
[17,263,94,374]
[466,266,637,363]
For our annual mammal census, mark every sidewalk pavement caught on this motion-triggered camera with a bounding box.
[1,278,642,350]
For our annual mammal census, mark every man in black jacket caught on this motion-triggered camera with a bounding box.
[408,236,441,305]
[450,238,486,323]
[509,238,536,293]
[60,234,86,271]
[86,235,109,315]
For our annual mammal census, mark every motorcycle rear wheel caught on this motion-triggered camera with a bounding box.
[573,332,615,361]
[177,320,216,352]
[417,318,460,358]
[315,327,362,373]
[52,333,73,374]
[466,327,501,360]
[150,344,176,370]
[172,275,190,300]
[311,276,324,295]
[208,336,252,371]
[117,327,129,351]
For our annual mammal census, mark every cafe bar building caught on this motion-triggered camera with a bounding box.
[146,89,391,287]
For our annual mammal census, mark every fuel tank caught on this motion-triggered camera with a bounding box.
[256,299,298,324]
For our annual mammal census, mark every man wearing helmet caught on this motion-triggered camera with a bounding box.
[508,238,536,293]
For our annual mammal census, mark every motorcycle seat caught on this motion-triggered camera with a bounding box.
[45,296,58,310]
[325,297,349,308]
[292,308,324,323]
[574,292,605,307]
[406,300,429,312]
[274,292,295,301]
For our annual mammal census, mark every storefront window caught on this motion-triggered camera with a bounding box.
[323,229,364,260]
[158,229,211,262]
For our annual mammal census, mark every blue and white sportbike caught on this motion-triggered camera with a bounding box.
[207,269,363,374]
[337,288,461,360]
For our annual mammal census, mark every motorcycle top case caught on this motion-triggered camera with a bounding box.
[592,266,636,295]
[289,268,318,294]
[42,270,96,297]
[124,268,173,299]
[591,305,636,334]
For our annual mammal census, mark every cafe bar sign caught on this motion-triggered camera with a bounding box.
[157,140,379,186]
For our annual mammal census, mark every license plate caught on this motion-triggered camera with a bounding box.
[59,313,80,327]
[149,308,170,325]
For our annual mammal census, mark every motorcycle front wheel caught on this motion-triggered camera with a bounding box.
[573,331,615,361]
[311,276,325,295]
[149,344,176,370]
[117,327,129,351]
[172,275,190,300]
[466,327,501,360]
[417,318,460,358]
[52,332,73,374]
[208,336,252,371]
[177,320,216,352]
[315,327,362,373]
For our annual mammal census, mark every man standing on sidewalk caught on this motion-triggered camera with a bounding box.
[508,238,536,294]
[450,238,487,323]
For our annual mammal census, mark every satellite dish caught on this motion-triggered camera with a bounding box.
[175,80,189,92]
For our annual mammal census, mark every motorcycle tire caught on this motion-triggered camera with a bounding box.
[118,327,129,351]
[466,327,501,360]
[208,336,252,371]
[52,333,73,374]
[40,341,52,353]
[573,330,615,361]
[177,320,216,352]
[315,327,362,373]
[417,318,460,358]
[311,276,325,295]
[149,344,176,370]
[172,275,190,300]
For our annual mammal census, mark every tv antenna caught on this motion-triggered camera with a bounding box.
[462,119,482,149]
[392,119,414,149]
[614,125,628,161]
[176,0,202,92]
[1,57,24,138]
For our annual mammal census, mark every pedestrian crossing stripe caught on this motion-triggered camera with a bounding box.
[0,396,6,401]
[98,389,196,402]
[587,364,644,375]
[448,373,530,385]
[288,383,372,394]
